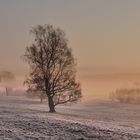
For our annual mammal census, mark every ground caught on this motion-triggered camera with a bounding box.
[0,96,140,140]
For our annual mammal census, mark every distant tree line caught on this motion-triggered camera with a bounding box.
[110,88,140,104]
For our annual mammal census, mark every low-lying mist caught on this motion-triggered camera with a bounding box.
[79,73,140,101]
[1,71,140,105]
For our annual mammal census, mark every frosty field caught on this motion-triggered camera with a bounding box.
[0,96,140,140]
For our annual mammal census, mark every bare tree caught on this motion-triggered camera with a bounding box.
[0,71,15,82]
[23,24,82,112]
[26,90,47,103]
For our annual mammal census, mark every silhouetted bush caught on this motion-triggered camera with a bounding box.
[110,88,140,104]
[26,91,47,103]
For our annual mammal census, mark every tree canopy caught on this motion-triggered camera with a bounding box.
[23,24,82,112]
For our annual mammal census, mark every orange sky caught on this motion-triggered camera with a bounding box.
[1,1,140,98]
[0,1,140,75]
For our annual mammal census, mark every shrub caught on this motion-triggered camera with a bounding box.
[110,88,140,104]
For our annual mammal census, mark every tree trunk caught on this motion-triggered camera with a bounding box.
[40,97,43,103]
[48,96,55,112]
[5,87,8,96]
[40,93,44,103]
[45,78,55,112]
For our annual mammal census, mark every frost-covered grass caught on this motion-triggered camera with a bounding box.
[0,96,140,140]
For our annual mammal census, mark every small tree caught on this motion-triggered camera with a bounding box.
[23,24,82,112]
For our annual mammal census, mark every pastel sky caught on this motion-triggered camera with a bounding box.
[0,0,140,76]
